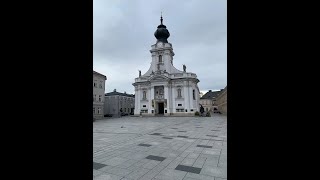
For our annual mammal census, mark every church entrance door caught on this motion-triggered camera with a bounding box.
[158,103,164,114]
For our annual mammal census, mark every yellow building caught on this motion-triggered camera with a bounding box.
[215,86,227,114]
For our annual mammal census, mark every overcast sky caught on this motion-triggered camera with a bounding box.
[93,0,227,95]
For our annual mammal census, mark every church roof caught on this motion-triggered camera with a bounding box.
[154,15,170,43]
[105,91,134,98]
[93,70,106,79]
[200,90,222,99]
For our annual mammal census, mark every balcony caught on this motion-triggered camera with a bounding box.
[155,95,164,100]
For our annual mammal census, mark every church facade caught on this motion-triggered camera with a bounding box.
[133,16,200,116]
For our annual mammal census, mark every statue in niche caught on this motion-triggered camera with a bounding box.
[139,70,141,77]
[183,64,186,72]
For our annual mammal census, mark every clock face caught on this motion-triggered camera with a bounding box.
[158,43,163,47]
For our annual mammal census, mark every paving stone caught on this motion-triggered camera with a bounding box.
[177,135,188,138]
[142,159,161,169]
[150,133,162,136]
[175,165,202,174]
[138,143,152,147]
[162,137,173,139]
[185,172,215,180]
[104,166,133,177]
[192,157,207,168]
[179,151,190,158]
[139,167,164,180]
[103,157,130,166]
[93,116,227,179]
[196,145,212,148]
[124,168,150,180]
[127,153,148,160]
[206,135,218,137]
[156,168,188,180]
[146,155,166,161]
[166,157,185,169]
[157,157,175,167]
[94,173,123,180]
[202,149,221,156]
[93,162,107,170]
[116,159,139,168]
[93,170,104,177]
[200,166,227,178]
[215,178,227,180]
[180,158,197,166]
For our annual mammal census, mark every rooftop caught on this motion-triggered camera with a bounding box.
[105,90,135,98]
[200,90,222,99]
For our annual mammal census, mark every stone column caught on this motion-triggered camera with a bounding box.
[172,85,176,113]
[150,86,154,114]
[183,81,189,112]
[134,86,140,115]
[189,85,193,111]
[164,85,169,114]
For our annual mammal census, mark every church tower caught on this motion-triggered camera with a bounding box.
[133,15,200,116]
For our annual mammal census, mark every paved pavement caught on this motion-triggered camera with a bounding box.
[93,114,227,180]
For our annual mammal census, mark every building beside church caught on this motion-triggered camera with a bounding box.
[132,16,200,116]
[104,90,135,117]
[215,86,227,114]
[93,70,107,120]
[200,90,222,112]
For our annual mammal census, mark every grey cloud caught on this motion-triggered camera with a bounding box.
[94,0,227,93]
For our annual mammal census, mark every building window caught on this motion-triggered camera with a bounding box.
[177,89,182,98]
[193,90,195,100]
[176,109,184,112]
[94,81,97,87]
[159,55,162,63]
[178,104,182,106]
[99,95,101,102]
[143,105,146,107]
[93,108,95,114]
[97,108,101,114]
[99,81,103,88]
[143,91,147,100]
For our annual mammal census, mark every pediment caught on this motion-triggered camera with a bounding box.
[148,74,170,81]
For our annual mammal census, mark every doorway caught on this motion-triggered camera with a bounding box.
[158,102,164,114]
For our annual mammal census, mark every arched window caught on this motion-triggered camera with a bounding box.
[143,91,147,99]
[159,55,162,63]
[177,89,182,98]
[193,89,195,100]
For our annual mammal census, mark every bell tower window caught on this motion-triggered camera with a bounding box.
[159,55,162,63]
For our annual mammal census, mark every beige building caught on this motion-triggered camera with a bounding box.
[199,90,222,112]
[215,86,227,114]
[104,90,135,117]
[93,70,107,120]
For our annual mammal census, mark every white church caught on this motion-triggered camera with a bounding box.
[133,16,200,116]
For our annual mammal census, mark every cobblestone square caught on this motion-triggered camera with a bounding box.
[93,115,227,180]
